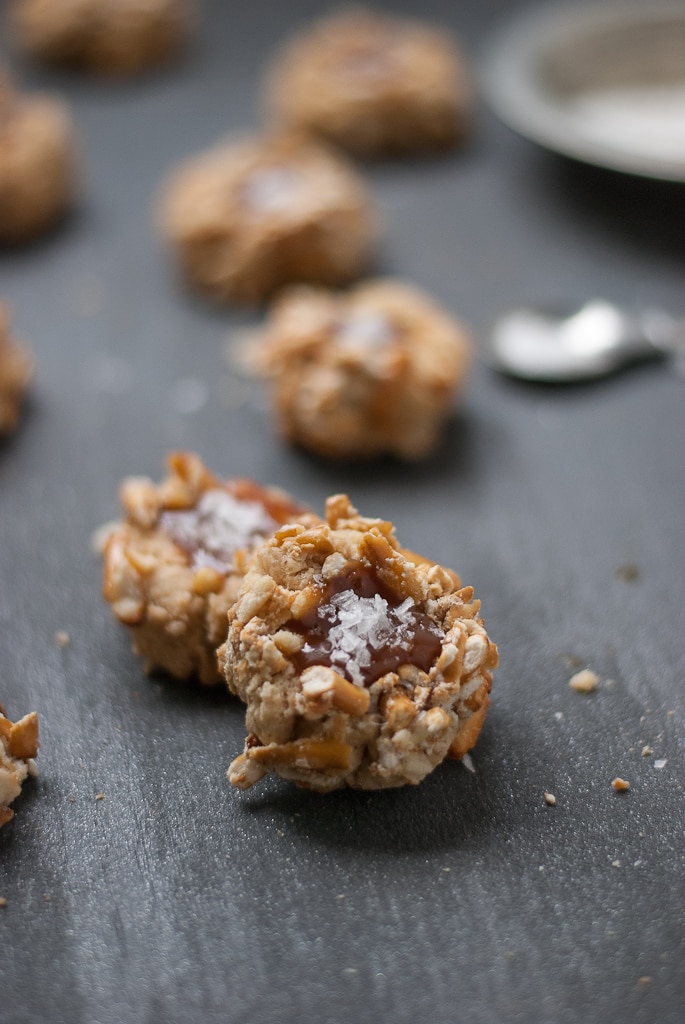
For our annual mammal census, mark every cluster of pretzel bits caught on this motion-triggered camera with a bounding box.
[101,456,498,793]
[0,708,39,828]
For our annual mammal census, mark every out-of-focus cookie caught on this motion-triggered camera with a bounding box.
[158,133,377,305]
[219,494,498,792]
[8,0,193,77]
[0,74,77,245]
[0,303,33,434]
[264,7,471,157]
[254,279,471,460]
[0,707,39,828]
[102,452,319,685]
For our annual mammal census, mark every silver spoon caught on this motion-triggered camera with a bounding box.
[488,299,685,382]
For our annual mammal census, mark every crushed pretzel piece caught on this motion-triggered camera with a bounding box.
[1,708,39,828]
[569,669,599,693]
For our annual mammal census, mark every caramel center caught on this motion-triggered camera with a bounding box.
[286,561,443,687]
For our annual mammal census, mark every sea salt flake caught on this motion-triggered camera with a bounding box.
[160,489,276,572]
[336,310,394,349]
[316,588,437,686]
[242,166,303,213]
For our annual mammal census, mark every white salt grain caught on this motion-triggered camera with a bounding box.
[160,489,276,572]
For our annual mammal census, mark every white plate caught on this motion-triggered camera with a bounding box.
[480,1,685,181]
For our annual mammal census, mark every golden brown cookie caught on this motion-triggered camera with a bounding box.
[0,74,77,245]
[102,452,319,685]
[8,0,193,77]
[219,495,497,791]
[0,303,33,434]
[158,133,377,305]
[253,279,471,460]
[264,7,471,157]
[0,707,39,828]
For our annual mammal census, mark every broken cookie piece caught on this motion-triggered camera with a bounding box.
[0,73,78,245]
[102,451,319,685]
[0,708,39,828]
[219,494,497,791]
[253,279,471,460]
[158,133,377,305]
[264,7,471,157]
[9,0,193,77]
[0,303,33,434]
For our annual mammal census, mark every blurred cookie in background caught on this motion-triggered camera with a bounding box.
[0,73,78,245]
[264,7,472,158]
[158,133,378,306]
[253,279,471,460]
[0,303,33,434]
[8,0,194,77]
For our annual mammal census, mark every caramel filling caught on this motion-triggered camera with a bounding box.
[159,487,278,574]
[286,561,443,687]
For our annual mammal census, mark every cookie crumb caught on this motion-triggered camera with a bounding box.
[612,777,630,791]
[615,563,639,582]
[543,791,556,806]
[637,976,653,989]
[54,630,70,648]
[0,897,7,908]
[95,793,105,801]
[641,745,653,757]
[569,669,599,693]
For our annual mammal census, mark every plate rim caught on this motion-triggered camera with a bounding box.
[479,0,685,182]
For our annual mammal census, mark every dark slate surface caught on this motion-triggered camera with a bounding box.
[1,2,684,1022]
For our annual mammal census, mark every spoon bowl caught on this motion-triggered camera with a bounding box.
[488,299,683,383]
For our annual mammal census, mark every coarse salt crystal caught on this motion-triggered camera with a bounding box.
[323,590,424,687]
[160,489,276,573]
